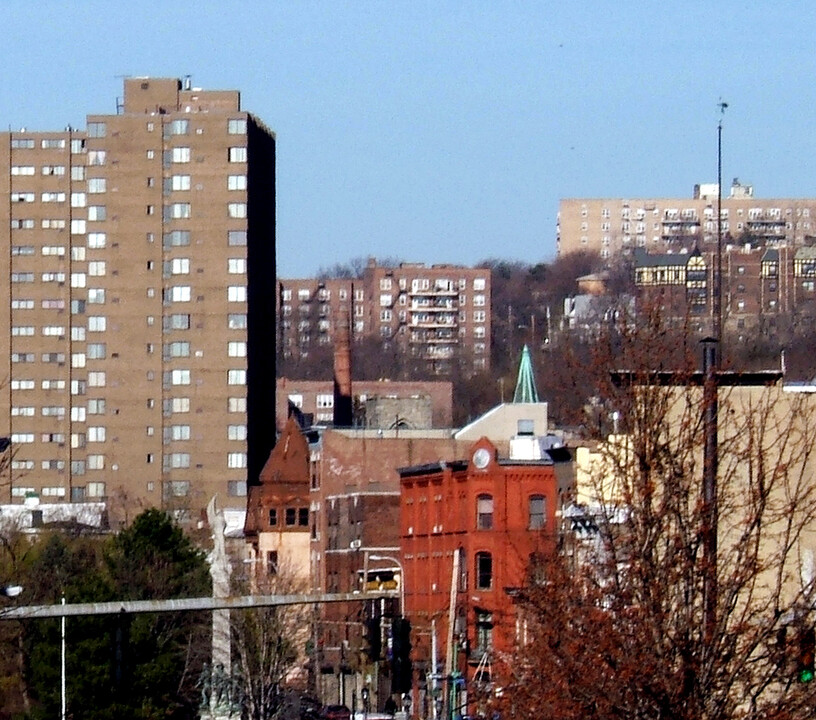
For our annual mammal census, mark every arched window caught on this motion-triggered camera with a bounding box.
[475,551,493,589]
[477,494,493,530]
[529,495,546,529]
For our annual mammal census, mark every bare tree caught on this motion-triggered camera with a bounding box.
[499,312,816,720]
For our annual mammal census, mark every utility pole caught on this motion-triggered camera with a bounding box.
[715,100,728,355]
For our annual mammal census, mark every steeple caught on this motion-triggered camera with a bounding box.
[512,344,539,403]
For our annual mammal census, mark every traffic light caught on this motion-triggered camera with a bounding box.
[799,627,815,683]
[391,617,412,694]
[364,617,381,662]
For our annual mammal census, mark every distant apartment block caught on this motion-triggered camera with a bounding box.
[278,258,492,374]
[558,180,816,260]
[0,77,277,519]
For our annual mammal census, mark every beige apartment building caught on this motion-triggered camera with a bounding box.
[558,180,816,260]
[0,77,277,521]
[278,258,492,375]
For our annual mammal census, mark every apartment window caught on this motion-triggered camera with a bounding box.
[227,341,247,357]
[11,273,34,283]
[11,434,35,444]
[71,166,85,180]
[473,311,486,322]
[11,461,34,471]
[41,272,66,283]
[10,380,35,390]
[172,147,191,163]
[168,286,191,302]
[11,407,34,416]
[166,341,190,358]
[285,508,297,526]
[42,325,66,337]
[87,150,106,166]
[88,178,106,194]
[529,495,546,529]
[228,452,247,469]
[228,286,247,302]
[228,397,247,413]
[11,353,34,363]
[11,192,35,203]
[87,122,106,138]
[87,232,106,249]
[10,219,35,230]
[477,494,494,530]
[71,407,86,422]
[71,380,86,395]
[228,230,247,246]
[87,455,105,471]
[10,138,34,149]
[228,258,246,274]
[87,343,106,359]
[170,258,190,275]
[164,230,191,248]
[88,427,106,443]
[227,175,247,190]
[166,203,191,219]
[87,399,105,415]
[71,461,86,475]
[87,316,107,332]
[11,299,34,309]
[71,273,86,288]
[227,370,247,387]
[88,261,106,277]
[88,372,106,388]
[167,119,190,136]
[165,313,191,330]
[43,219,67,229]
[228,119,247,134]
[11,326,34,336]
[88,288,105,304]
[473,294,486,307]
[87,482,106,498]
[170,369,191,386]
[228,313,247,329]
[228,425,247,441]
[268,509,278,527]
[167,425,191,442]
[42,379,66,389]
[11,165,35,175]
[71,192,87,208]
[227,203,247,218]
[475,552,493,590]
[228,147,247,162]
[226,480,246,498]
[70,220,86,235]
[169,398,190,413]
[164,453,191,469]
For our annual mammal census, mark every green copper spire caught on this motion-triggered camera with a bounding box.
[512,344,539,403]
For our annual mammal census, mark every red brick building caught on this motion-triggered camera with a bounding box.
[399,433,569,715]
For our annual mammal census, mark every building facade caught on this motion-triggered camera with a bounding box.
[0,77,276,520]
[278,258,492,375]
[558,181,816,261]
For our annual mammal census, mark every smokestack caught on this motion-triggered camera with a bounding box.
[333,309,353,427]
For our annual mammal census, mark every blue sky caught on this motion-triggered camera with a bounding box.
[4,2,816,276]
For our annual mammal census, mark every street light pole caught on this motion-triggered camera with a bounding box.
[715,100,728,353]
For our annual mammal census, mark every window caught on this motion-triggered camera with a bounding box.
[473,294,486,307]
[172,147,191,163]
[475,552,493,589]
[228,313,247,329]
[228,203,247,218]
[88,288,105,304]
[71,192,86,208]
[11,353,34,363]
[10,219,35,230]
[169,258,190,275]
[477,494,494,530]
[266,551,278,575]
[71,272,86,288]
[41,138,65,150]
[171,398,190,413]
[316,394,334,409]
[165,313,191,330]
[42,219,67,229]
[228,452,247,469]
[87,343,106,359]
[227,175,247,190]
[11,434,35,444]
[11,273,34,283]
[167,119,189,135]
[286,508,297,526]
[228,425,247,440]
[529,495,546,529]
[228,119,247,134]
[268,509,278,526]
[228,481,247,497]
[71,407,86,422]
[11,299,34,309]
[88,426,106,443]
[228,230,247,246]
[87,399,106,415]
[88,261,106,277]
[228,397,247,413]
[164,230,190,248]
[41,272,66,283]
[87,482,106,497]
[167,425,191,441]
[166,341,190,358]
[228,341,246,357]
[87,455,105,470]
[228,369,246,385]
[166,203,191,219]
[228,147,247,162]
[71,166,85,180]
[88,372,106,387]
[87,122,106,138]
[168,286,191,302]
[42,245,65,256]
[171,369,191,385]
[88,232,107,248]
[87,316,107,332]
[164,453,191,469]
[10,138,34,149]
[11,165,35,175]
[42,325,66,336]
[88,178,106,194]
[473,277,486,291]
[228,258,246,274]
[70,219,86,235]
[11,326,34,336]
[228,286,246,302]
[473,310,486,323]
[11,192,35,203]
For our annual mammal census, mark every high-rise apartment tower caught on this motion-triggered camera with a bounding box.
[0,77,276,522]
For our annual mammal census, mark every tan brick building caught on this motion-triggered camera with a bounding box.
[558,181,816,261]
[0,77,276,521]
[278,258,492,375]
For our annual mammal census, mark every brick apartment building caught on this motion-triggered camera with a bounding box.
[558,180,816,260]
[278,258,492,375]
[0,77,277,520]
